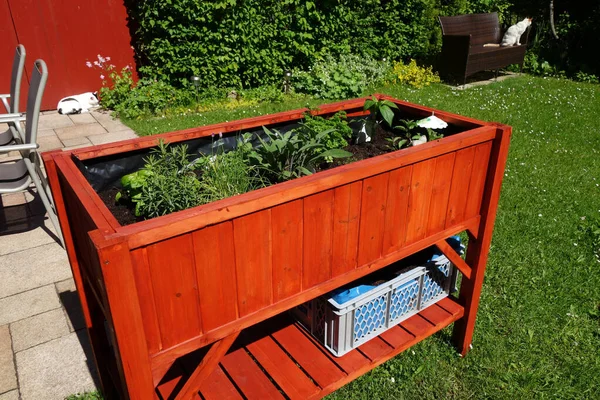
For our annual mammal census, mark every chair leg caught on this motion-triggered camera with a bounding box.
[23,157,64,247]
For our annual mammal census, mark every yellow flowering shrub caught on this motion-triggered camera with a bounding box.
[392,60,440,88]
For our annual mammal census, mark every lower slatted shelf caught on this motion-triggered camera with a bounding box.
[156,296,464,400]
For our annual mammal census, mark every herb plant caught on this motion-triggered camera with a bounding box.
[296,111,354,154]
[364,96,399,128]
[249,127,352,183]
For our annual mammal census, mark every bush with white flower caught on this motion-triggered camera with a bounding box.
[85,54,134,112]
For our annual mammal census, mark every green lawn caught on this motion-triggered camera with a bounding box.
[114,76,600,399]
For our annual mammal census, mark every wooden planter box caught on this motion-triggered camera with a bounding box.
[43,95,511,399]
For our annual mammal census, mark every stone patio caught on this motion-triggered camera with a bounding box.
[0,110,138,399]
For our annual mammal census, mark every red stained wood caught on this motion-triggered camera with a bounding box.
[331,182,363,276]
[379,325,415,349]
[465,141,493,219]
[272,324,346,388]
[401,314,436,338]
[233,210,273,316]
[357,173,390,266]
[193,222,239,331]
[303,190,335,288]
[130,248,162,353]
[220,349,285,400]
[426,153,457,236]
[147,235,202,349]
[445,147,476,228]
[357,337,393,362]
[200,366,242,400]
[382,166,413,255]
[419,303,453,326]
[247,335,320,399]
[436,239,472,279]
[405,159,437,244]
[437,296,464,316]
[271,200,304,301]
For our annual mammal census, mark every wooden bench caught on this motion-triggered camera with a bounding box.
[438,12,530,84]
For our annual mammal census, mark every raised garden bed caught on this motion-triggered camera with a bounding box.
[43,95,511,399]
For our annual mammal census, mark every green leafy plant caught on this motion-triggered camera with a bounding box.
[249,126,352,183]
[391,59,440,89]
[293,54,391,100]
[196,143,265,204]
[386,119,421,149]
[296,111,354,155]
[364,96,399,128]
[117,141,202,218]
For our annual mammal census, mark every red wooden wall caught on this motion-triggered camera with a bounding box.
[0,0,137,111]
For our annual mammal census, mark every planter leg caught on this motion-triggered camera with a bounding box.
[175,331,240,400]
[452,125,512,356]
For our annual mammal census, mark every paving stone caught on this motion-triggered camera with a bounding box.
[0,390,19,400]
[37,135,63,152]
[10,309,70,352]
[23,189,47,218]
[88,129,138,145]
[56,279,86,332]
[0,325,17,395]
[41,110,58,116]
[37,128,57,138]
[0,242,71,299]
[37,113,73,130]
[0,286,61,326]
[0,204,27,224]
[0,193,26,207]
[0,217,59,256]
[68,113,96,125]
[55,124,106,142]
[16,332,97,400]
[0,123,7,131]
[60,137,92,148]
[90,110,129,132]
[62,144,93,152]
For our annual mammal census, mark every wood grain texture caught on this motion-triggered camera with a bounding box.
[426,153,456,236]
[405,158,437,244]
[464,141,493,220]
[382,166,413,255]
[271,200,303,302]
[233,210,273,316]
[331,181,363,276]
[147,234,202,349]
[303,190,335,288]
[193,222,239,332]
[357,173,390,266]
[200,366,242,400]
[130,248,162,353]
[220,349,285,399]
[445,146,476,228]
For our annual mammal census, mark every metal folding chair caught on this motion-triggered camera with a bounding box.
[1,44,26,146]
[0,59,63,246]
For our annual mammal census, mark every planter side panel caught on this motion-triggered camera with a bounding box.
[134,141,494,355]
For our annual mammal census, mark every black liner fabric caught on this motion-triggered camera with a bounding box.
[76,118,369,192]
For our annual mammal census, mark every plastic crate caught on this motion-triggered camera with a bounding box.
[292,267,426,357]
[292,237,464,357]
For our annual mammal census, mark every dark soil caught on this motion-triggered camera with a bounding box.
[99,123,454,226]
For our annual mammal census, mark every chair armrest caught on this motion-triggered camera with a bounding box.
[442,34,472,49]
[0,113,25,123]
[0,94,10,98]
[0,95,10,114]
[0,143,38,153]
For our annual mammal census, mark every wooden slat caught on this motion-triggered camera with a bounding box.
[331,182,363,276]
[464,141,493,220]
[272,324,346,388]
[419,303,454,326]
[220,349,285,399]
[445,147,476,228]
[233,210,273,316]
[400,314,437,338]
[357,173,390,265]
[147,234,202,349]
[193,222,239,332]
[200,366,242,400]
[156,361,187,400]
[437,296,464,316]
[271,200,303,302]
[379,325,415,349]
[176,332,239,400]
[382,166,413,255]
[357,337,393,362]
[130,248,162,353]
[303,190,335,288]
[247,335,320,399]
[436,239,472,279]
[426,153,456,236]
[405,159,437,244]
